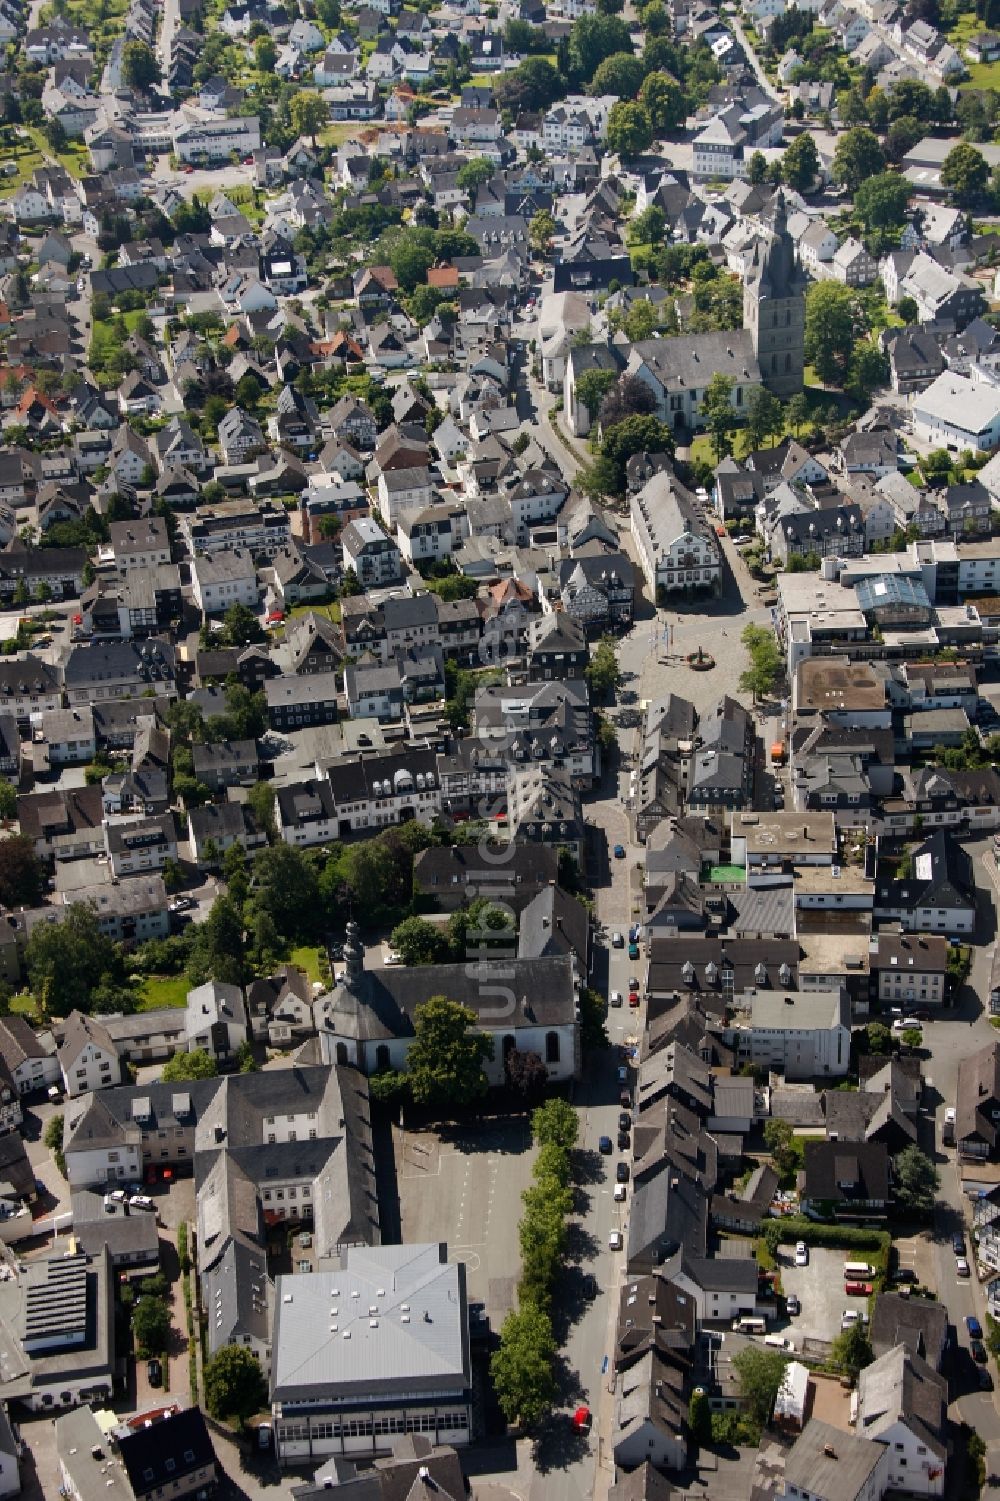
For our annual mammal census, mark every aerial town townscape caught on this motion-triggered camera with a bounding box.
[8,0,1000,1499]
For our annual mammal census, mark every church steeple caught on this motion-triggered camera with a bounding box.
[743,187,805,399]
[344,920,363,989]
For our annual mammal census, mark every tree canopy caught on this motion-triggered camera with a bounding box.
[893,1144,939,1214]
[832,127,885,192]
[162,1048,219,1081]
[804,280,857,386]
[204,1345,269,1425]
[404,996,494,1108]
[606,100,653,157]
[941,142,989,205]
[732,1346,789,1426]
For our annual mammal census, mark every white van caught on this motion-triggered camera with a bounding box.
[764,1334,793,1350]
[843,1261,872,1279]
[732,1316,767,1335]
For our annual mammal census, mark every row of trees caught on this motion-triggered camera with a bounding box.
[491,1100,579,1428]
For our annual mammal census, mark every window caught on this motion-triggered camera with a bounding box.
[545,1032,560,1065]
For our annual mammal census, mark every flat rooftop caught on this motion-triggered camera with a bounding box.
[792,862,874,894]
[733,811,838,856]
[795,659,886,712]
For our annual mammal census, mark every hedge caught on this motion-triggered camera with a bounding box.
[764,1217,891,1268]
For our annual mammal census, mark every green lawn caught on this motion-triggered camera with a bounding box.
[8,993,37,1020]
[0,141,46,197]
[24,128,89,181]
[138,974,190,1011]
[289,946,325,985]
[319,122,366,148]
[288,600,341,623]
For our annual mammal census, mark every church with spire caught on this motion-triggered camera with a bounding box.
[743,189,806,400]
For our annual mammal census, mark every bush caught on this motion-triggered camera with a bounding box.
[762,1218,890,1270]
[177,1221,190,1276]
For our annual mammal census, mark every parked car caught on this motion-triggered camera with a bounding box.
[966,1315,983,1339]
[794,1241,808,1266]
[616,1161,630,1184]
[614,1182,626,1202]
[953,1234,967,1257]
[841,1309,867,1329]
[609,1230,623,1251]
[618,1111,631,1131]
[613,844,626,859]
[384,949,402,965]
[617,1129,630,1151]
[957,1257,971,1278]
[845,1281,873,1296]
[628,977,640,991]
[129,1194,154,1212]
[786,1295,801,1317]
[610,990,622,1007]
[892,1267,917,1283]
[971,1338,988,1364]
[979,1368,994,1391]
[599,1135,613,1155]
[628,943,640,960]
[146,1358,162,1388]
[612,932,624,948]
[628,991,640,1007]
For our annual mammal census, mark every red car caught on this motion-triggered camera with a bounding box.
[628,992,640,1007]
[572,1406,591,1431]
[845,1281,873,1296]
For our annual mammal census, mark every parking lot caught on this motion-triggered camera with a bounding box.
[396,1116,535,1328]
[779,1245,872,1346]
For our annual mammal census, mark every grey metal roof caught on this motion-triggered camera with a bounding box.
[271,1243,470,1404]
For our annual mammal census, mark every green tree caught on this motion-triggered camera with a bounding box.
[0,834,45,908]
[250,843,321,944]
[456,156,495,192]
[689,1388,712,1443]
[389,916,451,966]
[855,172,910,230]
[204,1345,268,1425]
[600,413,675,491]
[629,204,666,246]
[132,1294,170,1357]
[782,132,819,191]
[763,1117,797,1177]
[732,1346,790,1426]
[893,1144,939,1214]
[247,780,276,839]
[941,141,989,206]
[532,1097,579,1152]
[739,622,783,703]
[866,1021,892,1053]
[290,91,328,145]
[787,391,810,434]
[186,894,245,987]
[568,13,633,78]
[832,127,885,192]
[576,367,617,419]
[122,39,160,90]
[804,280,856,385]
[44,1112,65,1176]
[831,1322,874,1381]
[26,904,126,1019]
[390,239,435,294]
[585,635,621,701]
[404,996,494,1108]
[850,343,889,401]
[606,100,653,157]
[638,71,687,131]
[491,1304,558,1428]
[221,602,263,647]
[748,150,766,185]
[701,371,736,462]
[162,1048,219,1081]
[591,52,645,98]
[897,295,919,325]
[253,34,276,71]
[901,1027,923,1051]
[529,209,557,255]
[744,386,784,451]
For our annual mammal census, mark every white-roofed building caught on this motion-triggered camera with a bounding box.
[270,1242,472,1463]
[912,372,1000,453]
